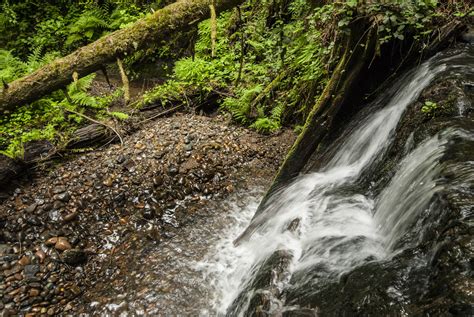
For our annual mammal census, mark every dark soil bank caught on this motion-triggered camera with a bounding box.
[0,113,295,316]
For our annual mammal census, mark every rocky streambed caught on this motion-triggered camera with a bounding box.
[0,113,295,316]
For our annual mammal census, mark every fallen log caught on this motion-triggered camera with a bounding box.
[0,0,244,114]
[234,20,378,245]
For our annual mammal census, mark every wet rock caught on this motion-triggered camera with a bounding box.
[0,113,295,315]
[45,237,58,247]
[0,244,12,256]
[23,265,40,278]
[168,166,178,176]
[29,288,40,297]
[52,186,66,194]
[61,249,87,265]
[54,237,72,251]
[24,204,37,213]
[17,256,30,266]
[63,211,78,223]
[142,209,155,220]
[34,250,46,263]
[54,192,71,202]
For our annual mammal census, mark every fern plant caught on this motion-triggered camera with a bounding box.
[65,8,110,48]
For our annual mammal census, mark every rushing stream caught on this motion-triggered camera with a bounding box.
[78,45,473,316]
[199,45,474,316]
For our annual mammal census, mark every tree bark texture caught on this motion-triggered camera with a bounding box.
[0,0,244,114]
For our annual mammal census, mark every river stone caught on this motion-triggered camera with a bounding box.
[55,192,70,202]
[52,186,66,194]
[24,203,37,213]
[17,255,30,266]
[29,288,40,297]
[45,237,58,246]
[63,211,78,222]
[61,249,87,265]
[54,237,72,251]
[24,265,40,278]
[0,244,12,255]
[35,250,46,263]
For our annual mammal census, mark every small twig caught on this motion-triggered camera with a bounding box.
[62,88,73,104]
[209,0,217,58]
[235,6,245,87]
[116,57,130,104]
[65,108,124,145]
[138,105,184,124]
[2,78,9,90]
[100,65,112,89]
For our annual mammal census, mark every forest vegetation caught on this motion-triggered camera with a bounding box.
[0,0,471,159]
[0,1,473,315]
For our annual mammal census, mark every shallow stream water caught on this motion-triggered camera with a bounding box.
[201,45,474,316]
[84,45,473,316]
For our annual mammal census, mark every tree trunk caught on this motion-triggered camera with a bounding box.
[234,21,378,245]
[234,18,465,246]
[0,0,244,115]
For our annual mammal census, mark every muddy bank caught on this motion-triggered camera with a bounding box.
[0,113,295,316]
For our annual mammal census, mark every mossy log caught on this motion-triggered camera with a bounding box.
[0,0,244,114]
[234,21,378,245]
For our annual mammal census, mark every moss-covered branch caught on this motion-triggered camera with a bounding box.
[0,0,244,115]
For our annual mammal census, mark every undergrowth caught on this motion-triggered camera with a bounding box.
[140,0,471,134]
[0,0,471,157]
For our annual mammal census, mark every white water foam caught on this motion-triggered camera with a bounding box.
[198,51,472,315]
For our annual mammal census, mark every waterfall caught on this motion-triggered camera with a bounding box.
[198,47,473,316]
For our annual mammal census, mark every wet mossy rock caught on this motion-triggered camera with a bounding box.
[0,154,23,189]
[0,0,244,114]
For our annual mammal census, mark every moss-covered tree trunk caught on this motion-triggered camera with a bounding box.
[234,20,378,245]
[234,18,464,245]
[0,0,244,114]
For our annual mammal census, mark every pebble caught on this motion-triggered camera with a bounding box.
[55,192,71,202]
[0,113,294,315]
[35,250,46,263]
[61,249,87,265]
[29,288,40,297]
[18,255,30,266]
[45,237,58,246]
[54,237,72,251]
[63,211,78,222]
[23,265,40,278]
[24,204,37,213]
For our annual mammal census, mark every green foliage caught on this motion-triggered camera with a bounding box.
[421,100,439,114]
[0,65,123,158]
[2,0,470,153]
[0,0,150,58]
[221,85,263,124]
[250,118,280,134]
[0,48,60,84]
[65,8,110,48]
[108,111,129,120]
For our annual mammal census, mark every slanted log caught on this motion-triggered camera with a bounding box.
[234,20,378,245]
[0,0,244,114]
[234,18,466,245]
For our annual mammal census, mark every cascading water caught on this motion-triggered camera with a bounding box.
[199,45,474,316]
